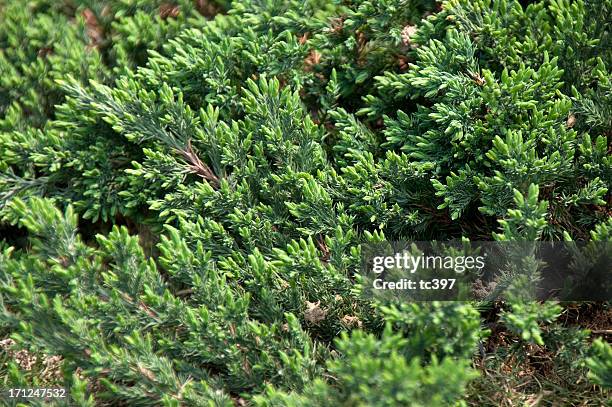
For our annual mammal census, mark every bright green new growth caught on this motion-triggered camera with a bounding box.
[0,0,610,405]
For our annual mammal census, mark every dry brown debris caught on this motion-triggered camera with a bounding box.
[159,4,180,19]
[341,315,363,328]
[195,0,221,18]
[304,50,322,70]
[298,32,310,45]
[0,338,38,371]
[40,355,64,382]
[304,301,327,325]
[138,365,157,381]
[82,8,104,49]
[329,17,345,33]
[401,25,418,46]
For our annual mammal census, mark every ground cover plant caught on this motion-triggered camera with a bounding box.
[0,0,610,405]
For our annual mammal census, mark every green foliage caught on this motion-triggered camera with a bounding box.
[587,338,612,389]
[375,301,483,361]
[0,0,610,404]
[500,300,562,346]
[1,198,322,404]
[255,326,478,407]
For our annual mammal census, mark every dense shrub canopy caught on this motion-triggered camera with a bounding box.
[0,0,610,405]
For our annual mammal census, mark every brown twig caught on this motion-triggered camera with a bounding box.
[175,288,194,297]
[180,140,220,188]
[82,8,104,49]
[159,4,180,19]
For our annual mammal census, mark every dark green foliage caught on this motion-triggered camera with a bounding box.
[0,0,610,405]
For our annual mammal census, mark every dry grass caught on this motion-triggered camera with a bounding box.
[466,303,611,407]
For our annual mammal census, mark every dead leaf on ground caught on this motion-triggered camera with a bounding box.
[304,301,327,325]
